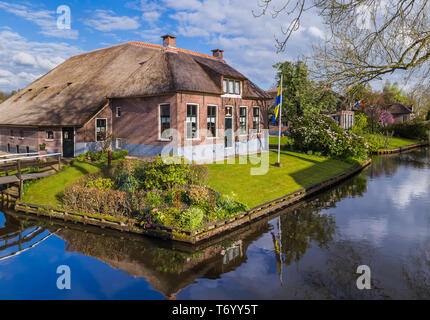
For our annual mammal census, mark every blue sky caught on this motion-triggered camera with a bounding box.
[0,0,326,92]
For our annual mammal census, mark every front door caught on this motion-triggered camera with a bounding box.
[62,127,74,158]
[225,106,233,148]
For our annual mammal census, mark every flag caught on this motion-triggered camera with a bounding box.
[353,100,362,109]
[271,81,282,123]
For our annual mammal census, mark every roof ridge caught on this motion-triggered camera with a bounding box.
[129,41,219,61]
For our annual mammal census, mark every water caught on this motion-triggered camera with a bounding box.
[1,148,430,299]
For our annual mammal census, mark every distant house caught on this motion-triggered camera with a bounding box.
[386,103,413,123]
[0,35,271,162]
[331,110,355,130]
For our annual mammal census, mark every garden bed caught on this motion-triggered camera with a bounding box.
[15,150,367,244]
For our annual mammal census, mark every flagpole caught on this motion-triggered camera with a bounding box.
[276,74,283,166]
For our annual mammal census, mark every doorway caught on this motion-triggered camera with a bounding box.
[62,127,74,158]
[225,106,233,148]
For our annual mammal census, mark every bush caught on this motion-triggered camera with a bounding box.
[133,157,207,190]
[180,206,204,229]
[115,172,138,192]
[62,185,147,218]
[214,195,249,220]
[383,121,429,140]
[350,112,368,135]
[290,114,369,161]
[84,178,114,191]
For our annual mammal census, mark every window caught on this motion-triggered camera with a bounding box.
[16,145,19,154]
[186,104,198,139]
[253,107,260,133]
[116,138,122,149]
[116,107,121,117]
[26,146,30,154]
[46,131,54,140]
[96,119,107,141]
[159,104,171,140]
[19,130,24,138]
[7,143,10,153]
[207,105,217,137]
[223,79,241,95]
[10,129,13,137]
[239,107,247,135]
[225,106,233,117]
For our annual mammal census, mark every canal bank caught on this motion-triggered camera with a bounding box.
[1,147,429,299]
[9,156,370,244]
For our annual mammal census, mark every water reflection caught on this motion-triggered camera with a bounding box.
[1,147,429,299]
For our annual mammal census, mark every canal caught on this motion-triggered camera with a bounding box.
[1,147,429,299]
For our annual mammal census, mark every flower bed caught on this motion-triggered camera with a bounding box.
[60,157,249,230]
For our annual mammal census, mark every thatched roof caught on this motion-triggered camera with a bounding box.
[0,42,269,127]
[387,103,413,115]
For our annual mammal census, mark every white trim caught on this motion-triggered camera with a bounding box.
[116,106,121,118]
[252,106,261,133]
[116,138,122,149]
[186,103,200,140]
[95,118,107,142]
[206,104,218,139]
[224,105,234,149]
[158,103,171,141]
[239,106,248,136]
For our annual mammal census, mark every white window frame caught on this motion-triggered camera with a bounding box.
[45,130,54,141]
[239,106,248,136]
[116,138,122,149]
[252,106,261,133]
[222,78,242,98]
[116,107,121,118]
[158,103,171,141]
[224,105,234,149]
[95,118,107,142]
[186,103,200,140]
[206,104,218,139]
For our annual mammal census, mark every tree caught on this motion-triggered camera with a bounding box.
[273,60,338,119]
[255,0,430,86]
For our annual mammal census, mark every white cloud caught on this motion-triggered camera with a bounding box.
[84,10,141,32]
[308,26,325,39]
[13,52,38,67]
[162,0,325,88]
[0,1,79,40]
[0,30,81,92]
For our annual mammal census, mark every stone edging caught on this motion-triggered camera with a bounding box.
[13,159,372,244]
[372,142,429,155]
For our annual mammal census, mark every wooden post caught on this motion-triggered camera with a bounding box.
[58,154,62,171]
[17,159,23,199]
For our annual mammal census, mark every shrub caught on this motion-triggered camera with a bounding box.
[383,121,429,140]
[180,206,205,229]
[133,157,207,190]
[214,195,249,220]
[115,172,138,192]
[145,190,164,208]
[350,112,368,135]
[84,178,114,191]
[187,185,210,206]
[289,114,369,161]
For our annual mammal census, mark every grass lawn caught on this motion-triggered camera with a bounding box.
[269,135,292,146]
[206,150,354,208]
[366,134,421,149]
[387,136,421,148]
[21,160,101,208]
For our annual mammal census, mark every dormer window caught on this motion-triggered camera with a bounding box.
[223,79,241,95]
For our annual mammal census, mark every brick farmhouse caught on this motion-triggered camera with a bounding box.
[0,35,271,162]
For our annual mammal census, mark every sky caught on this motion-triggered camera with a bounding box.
[0,0,327,93]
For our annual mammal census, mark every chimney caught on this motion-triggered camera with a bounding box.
[212,49,224,60]
[161,34,176,48]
